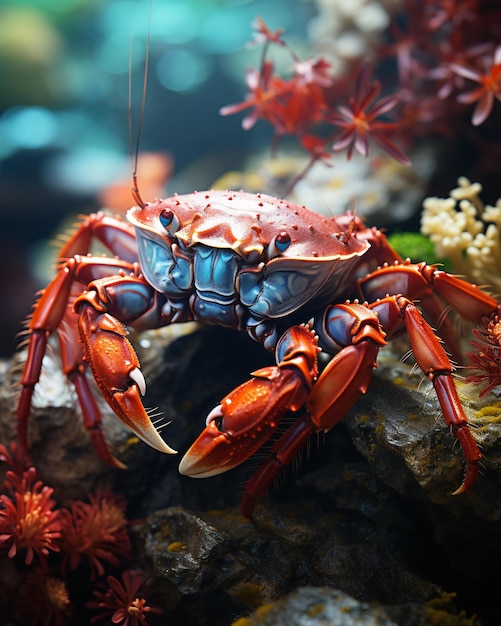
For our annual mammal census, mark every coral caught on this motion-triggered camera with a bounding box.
[87,569,162,626]
[0,441,155,625]
[329,64,410,164]
[467,313,501,396]
[451,45,501,126]
[59,491,132,579]
[0,465,61,566]
[221,17,409,179]
[16,568,72,626]
[221,1,501,192]
[421,176,501,290]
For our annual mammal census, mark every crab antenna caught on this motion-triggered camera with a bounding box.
[129,0,152,209]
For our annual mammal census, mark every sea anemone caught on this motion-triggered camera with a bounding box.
[87,569,162,626]
[59,491,132,579]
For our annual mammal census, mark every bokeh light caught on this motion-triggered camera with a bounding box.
[156,49,212,92]
[0,106,58,156]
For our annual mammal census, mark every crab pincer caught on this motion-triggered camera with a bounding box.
[179,324,320,478]
[76,303,176,455]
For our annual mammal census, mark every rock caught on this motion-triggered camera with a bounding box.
[232,586,474,626]
[131,501,441,625]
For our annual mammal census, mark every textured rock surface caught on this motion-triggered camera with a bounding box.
[3,325,501,624]
[231,586,474,626]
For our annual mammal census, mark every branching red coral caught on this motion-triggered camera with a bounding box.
[221,17,409,170]
[221,3,501,183]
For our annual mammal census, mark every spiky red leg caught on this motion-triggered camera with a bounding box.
[18,211,138,461]
[372,295,482,493]
[359,261,498,362]
[57,212,138,262]
[17,256,142,467]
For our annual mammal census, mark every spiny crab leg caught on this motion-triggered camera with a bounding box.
[76,302,177,455]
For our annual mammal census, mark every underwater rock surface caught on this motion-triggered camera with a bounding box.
[233,586,474,626]
[2,326,501,624]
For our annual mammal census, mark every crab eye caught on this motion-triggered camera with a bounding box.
[159,208,179,234]
[267,231,291,259]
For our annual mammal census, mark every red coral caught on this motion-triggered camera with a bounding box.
[220,61,282,131]
[221,3,501,179]
[330,66,411,165]
[220,17,333,155]
[87,569,162,626]
[59,491,131,578]
[221,18,412,170]
[220,59,331,137]
[250,16,285,47]
[0,469,61,566]
[451,45,501,125]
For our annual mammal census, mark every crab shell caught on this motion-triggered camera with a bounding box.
[127,190,370,316]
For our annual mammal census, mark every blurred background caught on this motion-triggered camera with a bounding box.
[0,0,316,356]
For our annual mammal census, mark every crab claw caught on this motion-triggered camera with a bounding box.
[179,368,304,477]
[179,324,319,478]
[78,304,177,454]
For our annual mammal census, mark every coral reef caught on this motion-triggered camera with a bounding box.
[421,177,501,290]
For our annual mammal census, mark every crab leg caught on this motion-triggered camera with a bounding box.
[359,261,498,362]
[17,256,143,467]
[238,308,386,517]
[371,295,482,493]
[58,211,139,263]
[17,208,181,463]
[240,416,315,518]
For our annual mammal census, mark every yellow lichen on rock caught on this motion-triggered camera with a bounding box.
[421,177,501,290]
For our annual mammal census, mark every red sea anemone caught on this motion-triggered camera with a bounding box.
[87,569,162,626]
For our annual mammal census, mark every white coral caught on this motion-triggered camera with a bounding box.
[421,177,501,290]
[308,0,398,70]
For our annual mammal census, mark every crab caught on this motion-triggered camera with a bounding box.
[16,189,500,516]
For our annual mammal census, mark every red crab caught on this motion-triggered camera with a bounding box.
[16,190,500,516]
